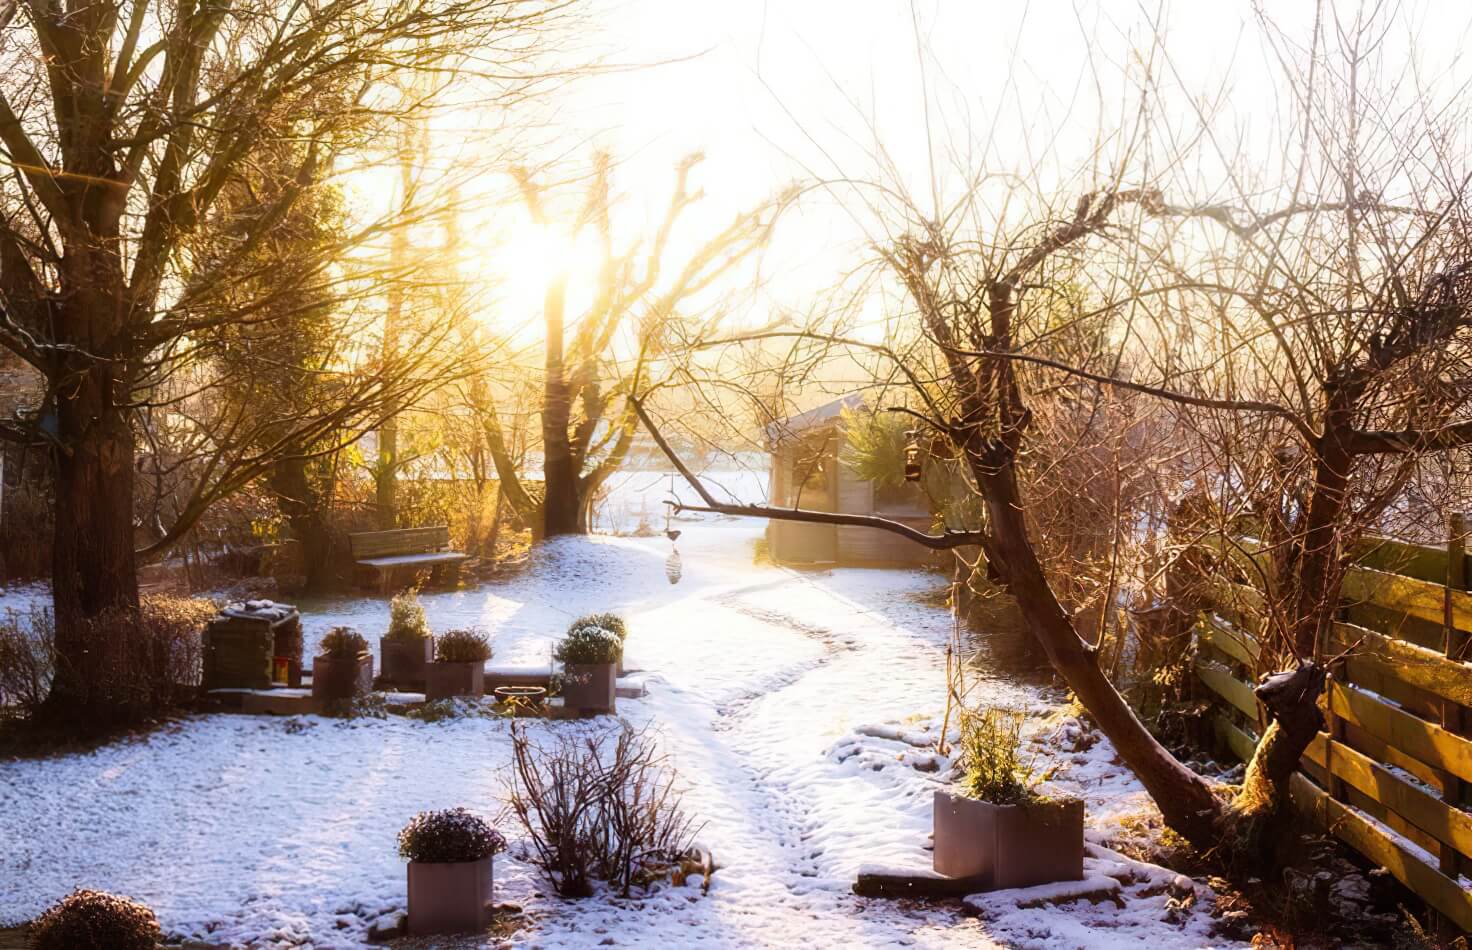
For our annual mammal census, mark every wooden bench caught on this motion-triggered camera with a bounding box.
[349,525,467,593]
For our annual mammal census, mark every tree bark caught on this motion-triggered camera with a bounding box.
[270,454,335,592]
[48,368,140,715]
[541,277,579,537]
[971,442,1225,844]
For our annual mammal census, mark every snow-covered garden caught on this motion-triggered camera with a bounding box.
[1,510,1244,949]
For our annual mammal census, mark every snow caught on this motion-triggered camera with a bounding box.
[0,506,1243,949]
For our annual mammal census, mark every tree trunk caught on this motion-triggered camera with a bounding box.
[270,455,335,592]
[972,445,1226,845]
[48,370,140,718]
[542,277,579,536]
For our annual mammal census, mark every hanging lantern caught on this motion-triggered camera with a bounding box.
[903,429,923,482]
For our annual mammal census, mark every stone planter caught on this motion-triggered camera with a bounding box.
[311,652,374,702]
[932,789,1083,890]
[381,637,433,689]
[561,662,617,714]
[407,856,494,935]
[426,661,485,701]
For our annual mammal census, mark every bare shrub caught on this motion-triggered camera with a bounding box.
[0,605,54,714]
[45,595,216,724]
[506,720,701,898]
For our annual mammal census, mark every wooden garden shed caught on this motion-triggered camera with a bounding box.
[765,395,935,567]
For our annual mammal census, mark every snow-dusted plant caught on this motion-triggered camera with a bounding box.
[435,628,492,664]
[569,612,627,643]
[30,889,160,950]
[318,626,369,658]
[398,807,507,864]
[957,706,1047,806]
[554,625,621,665]
[385,590,431,642]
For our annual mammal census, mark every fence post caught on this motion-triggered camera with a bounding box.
[1440,513,1469,891]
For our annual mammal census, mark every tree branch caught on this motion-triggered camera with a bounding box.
[631,396,988,551]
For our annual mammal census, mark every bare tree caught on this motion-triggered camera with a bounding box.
[486,152,787,536]
[0,0,575,719]
[636,5,1472,865]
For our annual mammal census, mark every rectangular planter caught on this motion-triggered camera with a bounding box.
[426,661,485,701]
[407,856,493,935]
[561,662,617,714]
[381,637,434,689]
[203,621,274,690]
[932,789,1083,890]
[311,653,374,702]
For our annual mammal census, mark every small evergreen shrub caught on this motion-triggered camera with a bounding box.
[957,706,1045,806]
[318,626,369,659]
[555,625,621,665]
[398,807,507,863]
[29,889,160,950]
[435,628,492,664]
[569,612,627,643]
[404,697,497,722]
[384,590,431,642]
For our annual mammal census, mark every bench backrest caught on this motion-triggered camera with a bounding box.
[349,525,451,559]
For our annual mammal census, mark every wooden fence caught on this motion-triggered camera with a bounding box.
[1192,518,1472,932]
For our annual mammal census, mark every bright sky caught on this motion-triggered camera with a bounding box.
[359,1,1472,346]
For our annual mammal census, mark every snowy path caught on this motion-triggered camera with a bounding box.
[0,517,1238,948]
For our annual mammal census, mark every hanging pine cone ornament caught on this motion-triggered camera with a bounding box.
[665,548,683,585]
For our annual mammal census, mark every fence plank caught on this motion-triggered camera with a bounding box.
[1291,774,1472,933]
[1353,536,1453,585]
[1305,734,1472,862]
[1341,566,1472,633]
[1196,659,1258,720]
[1199,615,1260,668]
[1330,622,1472,707]
[1328,681,1472,786]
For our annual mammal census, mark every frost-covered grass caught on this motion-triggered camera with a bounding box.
[0,512,1243,948]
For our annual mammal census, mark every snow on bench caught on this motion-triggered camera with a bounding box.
[349,525,467,592]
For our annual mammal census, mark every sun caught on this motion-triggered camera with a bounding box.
[486,219,607,335]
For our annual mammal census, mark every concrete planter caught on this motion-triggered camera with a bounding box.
[426,661,485,701]
[311,653,374,702]
[932,789,1083,890]
[381,637,433,689]
[561,662,617,714]
[407,856,493,935]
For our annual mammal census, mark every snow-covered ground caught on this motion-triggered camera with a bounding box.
[0,505,1242,948]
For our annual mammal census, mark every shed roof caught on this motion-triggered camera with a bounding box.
[764,393,865,446]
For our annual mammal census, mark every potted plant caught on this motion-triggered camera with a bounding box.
[426,628,491,701]
[381,590,433,689]
[932,706,1083,890]
[555,624,620,714]
[312,627,373,702]
[29,889,161,950]
[570,612,629,675]
[399,807,507,935]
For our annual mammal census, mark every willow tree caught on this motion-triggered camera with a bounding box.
[0,0,571,720]
[637,7,1472,864]
[487,153,787,536]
